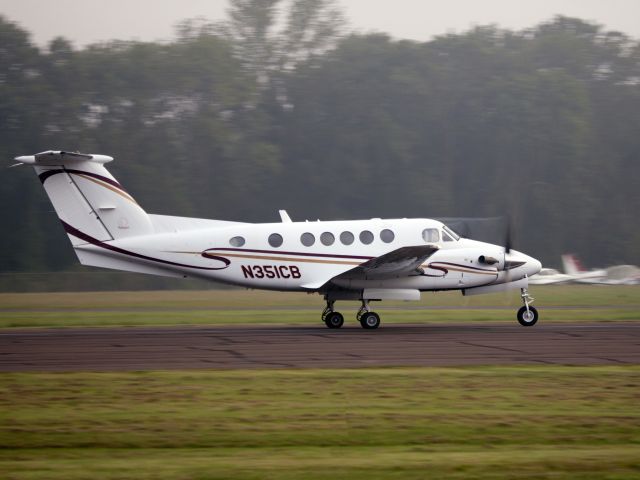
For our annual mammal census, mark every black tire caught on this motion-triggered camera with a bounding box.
[324,312,344,329]
[360,311,381,330]
[517,306,538,326]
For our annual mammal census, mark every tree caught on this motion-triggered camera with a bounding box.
[223,0,345,85]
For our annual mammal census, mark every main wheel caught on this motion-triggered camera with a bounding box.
[517,306,538,326]
[360,311,381,330]
[324,311,344,329]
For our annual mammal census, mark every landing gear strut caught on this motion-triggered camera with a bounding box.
[322,300,344,328]
[357,300,381,330]
[517,287,538,326]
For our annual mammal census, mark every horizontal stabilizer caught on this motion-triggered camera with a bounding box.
[14,150,113,165]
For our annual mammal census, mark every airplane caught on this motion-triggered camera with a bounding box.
[561,254,606,283]
[13,150,543,329]
[562,254,640,285]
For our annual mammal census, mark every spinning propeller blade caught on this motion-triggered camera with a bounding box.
[504,215,512,255]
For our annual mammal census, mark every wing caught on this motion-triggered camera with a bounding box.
[334,244,439,281]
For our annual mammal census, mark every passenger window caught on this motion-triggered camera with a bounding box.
[229,236,245,247]
[268,233,283,248]
[340,231,354,245]
[300,232,315,247]
[320,232,335,246]
[359,230,374,245]
[442,231,454,242]
[380,229,395,243]
[422,228,439,243]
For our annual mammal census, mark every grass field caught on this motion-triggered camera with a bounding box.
[0,285,638,328]
[2,287,639,478]
[2,366,640,479]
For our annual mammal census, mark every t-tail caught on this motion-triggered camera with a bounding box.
[15,150,153,243]
[13,150,166,275]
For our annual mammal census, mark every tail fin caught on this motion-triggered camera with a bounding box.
[15,151,153,245]
[561,254,585,275]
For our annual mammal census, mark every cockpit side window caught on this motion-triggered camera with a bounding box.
[422,228,439,243]
[442,231,454,242]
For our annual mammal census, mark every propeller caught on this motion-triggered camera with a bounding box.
[502,214,526,298]
[504,215,512,254]
[500,215,516,306]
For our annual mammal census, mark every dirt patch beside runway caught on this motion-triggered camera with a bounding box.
[1,322,638,371]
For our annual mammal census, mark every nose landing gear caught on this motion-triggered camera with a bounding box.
[517,287,538,326]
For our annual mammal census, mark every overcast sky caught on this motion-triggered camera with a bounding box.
[1,0,639,48]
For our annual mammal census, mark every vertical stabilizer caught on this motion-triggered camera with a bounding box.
[16,151,153,245]
[561,254,585,275]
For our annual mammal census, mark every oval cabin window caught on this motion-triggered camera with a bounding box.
[380,229,395,243]
[229,236,245,247]
[340,231,354,245]
[268,233,283,248]
[359,230,374,245]
[320,232,335,246]
[300,232,315,247]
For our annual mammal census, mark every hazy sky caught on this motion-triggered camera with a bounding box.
[1,0,639,48]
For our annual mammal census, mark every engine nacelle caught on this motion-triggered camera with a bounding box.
[479,255,499,265]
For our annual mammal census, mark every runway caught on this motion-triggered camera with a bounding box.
[1,322,639,371]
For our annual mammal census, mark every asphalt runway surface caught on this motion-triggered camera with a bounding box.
[1,322,639,371]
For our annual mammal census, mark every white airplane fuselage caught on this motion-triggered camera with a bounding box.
[92,217,539,293]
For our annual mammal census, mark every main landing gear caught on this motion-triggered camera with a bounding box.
[322,301,344,329]
[517,287,538,326]
[322,299,381,329]
[356,300,381,329]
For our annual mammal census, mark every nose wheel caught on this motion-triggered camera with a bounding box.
[517,287,538,326]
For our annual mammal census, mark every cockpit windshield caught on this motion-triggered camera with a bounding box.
[442,225,460,241]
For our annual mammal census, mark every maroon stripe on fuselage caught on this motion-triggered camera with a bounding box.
[429,261,496,273]
[61,220,230,271]
[425,264,448,275]
[207,247,373,261]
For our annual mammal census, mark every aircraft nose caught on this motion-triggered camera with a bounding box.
[526,255,542,277]
[505,250,542,279]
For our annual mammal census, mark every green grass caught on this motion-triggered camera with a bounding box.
[1,366,639,479]
[0,285,638,328]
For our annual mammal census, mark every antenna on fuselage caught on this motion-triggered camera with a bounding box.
[279,210,292,223]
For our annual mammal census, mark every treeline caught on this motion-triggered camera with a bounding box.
[1,5,639,280]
